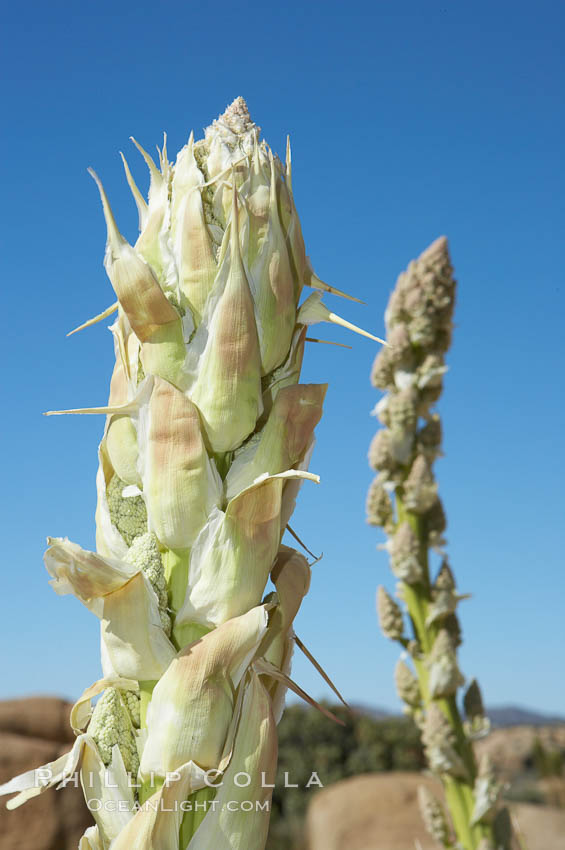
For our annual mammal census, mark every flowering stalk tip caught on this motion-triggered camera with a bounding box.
[367,239,514,850]
[2,97,383,850]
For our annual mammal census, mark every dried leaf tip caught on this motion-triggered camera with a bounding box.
[87,168,125,254]
[305,337,352,349]
[285,135,292,191]
[298,292,387,344]
[66,302,119,337]
[156,132,168,170]
[129,136,161,180]
[119,151,147,228]
[308,269,366,304]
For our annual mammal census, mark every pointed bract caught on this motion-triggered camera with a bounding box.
[189,183,262,452]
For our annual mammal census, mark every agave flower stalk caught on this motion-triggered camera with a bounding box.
[368,238,515,850]
[1,98,379,850]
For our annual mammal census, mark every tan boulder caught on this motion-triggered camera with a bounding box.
[0,699,93,850]
[0,697,75,744]
[512,802,565,850]
[475,724,565,778]
[306,772,441,850]
[306,771,565,850]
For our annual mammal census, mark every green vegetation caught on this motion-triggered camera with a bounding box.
[532,737,564,779]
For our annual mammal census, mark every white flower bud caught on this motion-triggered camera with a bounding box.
[427,629,464,698]
[464,679,491,738]
[377,586,404,640]
[418,785,451,845]
[403,455,438,514]
[390,522,423,583]
[366,478,394,530]
[371,345,395,389]
[394,659,421,707]
[422,704,467,779]
[471,754,501,825]
[388,387,418,433]
[368,429,395,472]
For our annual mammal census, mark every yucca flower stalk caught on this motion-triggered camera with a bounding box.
[0,98,379,849]
[368,238,515,850]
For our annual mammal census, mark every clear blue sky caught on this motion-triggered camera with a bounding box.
[1,0,563,715]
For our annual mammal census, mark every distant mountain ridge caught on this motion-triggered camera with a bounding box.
[349,703,565,728]
[486,706,565,728]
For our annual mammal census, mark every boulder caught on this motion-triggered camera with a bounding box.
[306,772,440,850]
[0,699,93,850]
[0,697,75,744]
[475,724,565,778]
[306,771,565,850]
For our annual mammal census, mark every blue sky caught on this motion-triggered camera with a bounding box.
[1,0,563,715]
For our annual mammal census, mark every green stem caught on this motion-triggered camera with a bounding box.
[139,679,157,728]
[444,695,477,782]
[444,777,476,850]
[139,679,158,804]
[163,547,211,649]
[396,494,479,850]
[162,548,216,842]
[164,548,190,620]
[402,581,433,654]
[179,786,217,847]
[137,550,198,806]
[174,621,210,650]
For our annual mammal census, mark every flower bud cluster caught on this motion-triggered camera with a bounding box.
[427,629,464,699]
[403,455,438,514]
[366,477,394,533]
[126,532,171,636]
[376,586,404,640]
[464,679,491,738]
[88,688,140,776]
[390,521,423,583]
[394,659,421,708]
[367,238,455,555]
[421,704,467,779]
[471,754,501,825]
[107,475,148,546]
[417,785,452,846]
[122,689,141,728]
[426,560,459,626]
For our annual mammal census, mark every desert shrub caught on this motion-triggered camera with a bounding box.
[532,737,564,778]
